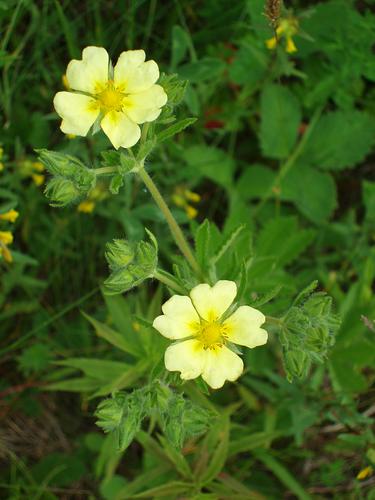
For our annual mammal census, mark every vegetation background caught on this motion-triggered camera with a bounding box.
[0,0,375,498]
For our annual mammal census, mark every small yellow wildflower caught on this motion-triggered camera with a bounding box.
[172,186,201,220]
[77,200,95,213]
[0,231,13,245]
[153,280,268,389]
[54,47,168,149]
[32,173,45,186]
[266,17,299,54]
[357,465,373,480]
[32,161,45,173]
[0,245,12,263]
[0,209,19,223]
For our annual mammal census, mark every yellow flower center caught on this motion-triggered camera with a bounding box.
[198,321,227,349]
[97,81,124,112]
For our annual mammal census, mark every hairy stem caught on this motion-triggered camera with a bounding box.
[137,166,202,277]
[153,269,186,294]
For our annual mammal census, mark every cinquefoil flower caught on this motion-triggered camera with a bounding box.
[54,47,167,149]
[153,280,268,389]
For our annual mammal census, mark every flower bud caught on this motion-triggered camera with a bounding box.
[44,178,80,207]
[95,394,126,433]
[37,149,83,177]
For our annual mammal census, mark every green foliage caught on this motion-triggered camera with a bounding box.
[279,283,341,381]
[104,232,158,294]
[39,149,96,206]
[300,111,375,170]
[1,0,375,497]
[260,83,301,159]
[95,381,213,451]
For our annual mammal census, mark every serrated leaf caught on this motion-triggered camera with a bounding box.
[109,174,124,194]
[300,111,375,170]
[257,217,315,267]
[82,312,141,357]
[210,224,246,265]
[184,145,234,187]
[260,84,301,159]
[157,117,197,143]
[281,164,337,223]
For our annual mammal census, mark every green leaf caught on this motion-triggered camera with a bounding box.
[199,415,230,485]
[136,138,156,161]
[54,358,131,381]
[363,180,375,223]
[257,217,315,267]
[236,164,276,200]
[300,111,375,170]
[260,84,301,159]
[229,40,268,86]
[131,481,191,498]
[178,57,225,83]
[253,449,312,500]
[109,174,124,194]
[281,164,337,223]
[157,117,197,143]
[184,145,234,187]
[82,311,141,357]
[171,25,190,69]
[195,219,222,268]
[210,224,246,266]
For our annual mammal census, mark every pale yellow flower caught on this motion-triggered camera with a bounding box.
[153,280,268,389]
[0,209,19,223]
[54,47,167,149]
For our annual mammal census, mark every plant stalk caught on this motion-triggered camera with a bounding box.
[137,166,202,277]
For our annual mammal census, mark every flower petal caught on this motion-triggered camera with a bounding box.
[114,49,146,87]
[53,92,99,136]
[190,280,237,321]
[202,346,243,389]
[123,85,167,124]
[100,111,141,149]
[66,46,109,94]
[164,339,206,380]
[153,295,199,340]
[224,305,268,348]
[121,60,160,93]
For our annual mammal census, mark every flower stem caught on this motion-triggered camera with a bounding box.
[137,166,202,277]
[153,269,186,294]
[94,166,117,175]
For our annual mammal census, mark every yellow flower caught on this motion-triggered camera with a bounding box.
[172,186,200,220]
[357,466,373,480]
[266,17,299,54]
[32,173,45,186]
[0,231,13,245]
[0,209,19,223]
[53,47,168,150]
[77,200,95,213]
[0,245,12,263]
[32,161,45,173]
[153,280,268,389]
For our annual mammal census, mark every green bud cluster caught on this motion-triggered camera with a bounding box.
[37,149,96,207]
[95,382,213,451]
[104,232,158,294]
[279,284,341,381]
